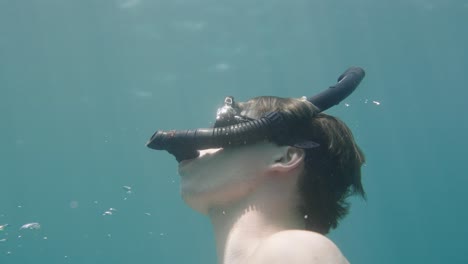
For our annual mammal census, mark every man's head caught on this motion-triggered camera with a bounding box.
[147,68,366,234]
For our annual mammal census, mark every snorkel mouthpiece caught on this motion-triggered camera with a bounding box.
[146,130,200,162]
[146,67,365,162]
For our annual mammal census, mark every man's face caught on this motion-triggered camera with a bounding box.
[178,142,282,214]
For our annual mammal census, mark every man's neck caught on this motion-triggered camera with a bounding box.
[208,184,305,264]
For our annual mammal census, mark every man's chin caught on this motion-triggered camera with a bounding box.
[178,158,196,168]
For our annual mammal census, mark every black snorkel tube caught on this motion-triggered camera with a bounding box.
[146,67,365,162]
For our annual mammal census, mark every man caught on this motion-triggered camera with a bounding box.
[147,68,366,264]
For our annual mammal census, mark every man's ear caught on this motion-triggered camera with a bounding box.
[269,146,305,173]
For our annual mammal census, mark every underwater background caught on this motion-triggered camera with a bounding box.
[1,0,467,263]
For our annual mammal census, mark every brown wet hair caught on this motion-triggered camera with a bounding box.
[239,96,366,234]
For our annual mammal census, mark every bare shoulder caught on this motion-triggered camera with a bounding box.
[249,230,349,264]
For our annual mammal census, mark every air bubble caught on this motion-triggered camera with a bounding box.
[19,222,41,230]
[122,186,132,194]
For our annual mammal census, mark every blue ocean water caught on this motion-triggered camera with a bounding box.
[1,0,467,263]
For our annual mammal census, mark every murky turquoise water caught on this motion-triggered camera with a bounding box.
[1,0,467,263]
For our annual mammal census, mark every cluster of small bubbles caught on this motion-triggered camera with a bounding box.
[345,99,381,107]
[122,186,132,200]
[364,99,381,105]
[103,211,112,216]
[122,186,132,194]
[102,208,117,216]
